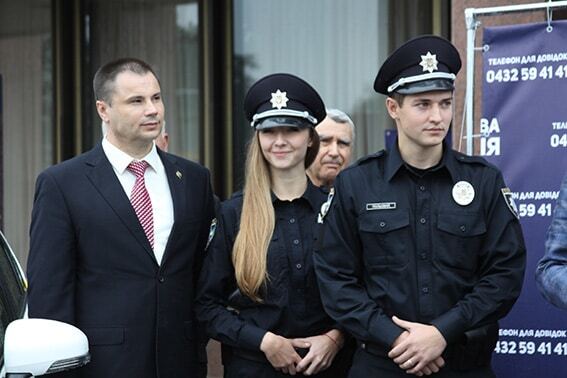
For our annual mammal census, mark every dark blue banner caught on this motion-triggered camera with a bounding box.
[482,21,567,377]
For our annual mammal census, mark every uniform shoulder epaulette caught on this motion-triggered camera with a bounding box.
[221,190,244,212]
[229,190,244,199]
[353,150,386,167]
[452,150,497,169]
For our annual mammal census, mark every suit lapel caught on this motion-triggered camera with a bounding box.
[84,144,157,264]
[158,149,187,265]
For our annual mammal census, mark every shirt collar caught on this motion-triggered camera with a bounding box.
[270,177,321,211]
[102,137,160,174]
[384,142,405,182]
[440,146,460,183]
[385,140,456,182]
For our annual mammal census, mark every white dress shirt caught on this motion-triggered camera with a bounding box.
[102,137,174,265]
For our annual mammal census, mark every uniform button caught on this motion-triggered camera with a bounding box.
[293,239,300,245]
[422,287,429,293]
[158,276,165,283]
[420,253,427,260]
[290,218,296,224]
[296,263,302,270]
[460,225,466,232]
[419,185,426,191]
[420,218,426,224]
[379,221,386,227]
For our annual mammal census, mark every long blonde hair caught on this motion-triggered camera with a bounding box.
[232,128,319,302]
[232,132,274,302]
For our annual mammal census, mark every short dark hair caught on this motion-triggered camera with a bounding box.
[93,58,159,104]
[390,92,406,107]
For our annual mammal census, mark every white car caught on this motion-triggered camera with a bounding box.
[0,231,90,377]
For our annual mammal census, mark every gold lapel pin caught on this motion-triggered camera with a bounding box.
[176,171,183,179]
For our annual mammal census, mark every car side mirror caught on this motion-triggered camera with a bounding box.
[4,318,90,377]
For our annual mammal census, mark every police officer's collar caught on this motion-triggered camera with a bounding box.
[442,145,463,184]
[385,140,457,182]
[270,177,321,210]
[384,142,406,182]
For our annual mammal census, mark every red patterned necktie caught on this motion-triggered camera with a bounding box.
[127,160,154,248]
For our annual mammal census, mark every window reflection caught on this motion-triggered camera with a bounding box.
[232,0,390,190]
[83,0,201,161]
[0,0,53,265]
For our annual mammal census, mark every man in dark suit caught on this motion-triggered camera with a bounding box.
[27,58,215,377]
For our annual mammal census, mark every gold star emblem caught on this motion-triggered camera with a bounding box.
[270,89,289,110]
[419,51,438,73]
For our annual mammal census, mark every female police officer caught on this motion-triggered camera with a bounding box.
[313,35,526,377]
[196,73,350,377]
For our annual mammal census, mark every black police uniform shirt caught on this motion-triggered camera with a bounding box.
[313,143,526,350]
[196,180,337,351]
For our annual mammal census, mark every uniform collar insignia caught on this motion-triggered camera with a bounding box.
[270,89,289,110]
[419,51,438,73]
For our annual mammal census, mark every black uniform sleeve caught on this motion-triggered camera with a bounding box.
[195,203,267,351]
[313,174,404,348]
[430,170,527,343]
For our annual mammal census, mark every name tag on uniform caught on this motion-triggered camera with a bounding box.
[366,202,396,211]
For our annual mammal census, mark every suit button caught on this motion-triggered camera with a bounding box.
[158,276,165,283]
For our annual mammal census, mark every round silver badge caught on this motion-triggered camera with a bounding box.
[452,181,475,206]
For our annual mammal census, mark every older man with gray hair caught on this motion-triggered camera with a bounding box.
[307,108,355,188]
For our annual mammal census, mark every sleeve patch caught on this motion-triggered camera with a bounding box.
[501,188,519,219]
[205,218,217,250]
[317,187,335,224]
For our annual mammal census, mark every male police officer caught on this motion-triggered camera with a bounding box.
[313,35,526,377]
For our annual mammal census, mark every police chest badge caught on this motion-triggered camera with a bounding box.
[317,188,335,224]
[205,218,217,250]
[452,181,475,206]
[501,188,520,219]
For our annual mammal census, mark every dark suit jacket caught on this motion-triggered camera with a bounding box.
[27,144,215,377]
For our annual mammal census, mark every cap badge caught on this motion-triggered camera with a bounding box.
[270,89,289,110]
[419,51,438,73]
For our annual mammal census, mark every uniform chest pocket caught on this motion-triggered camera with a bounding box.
[359,210,410,267]
[436,210,486,272]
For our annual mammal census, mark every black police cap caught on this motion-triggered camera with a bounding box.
[374,35,462,95]
[244,73,326,130]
